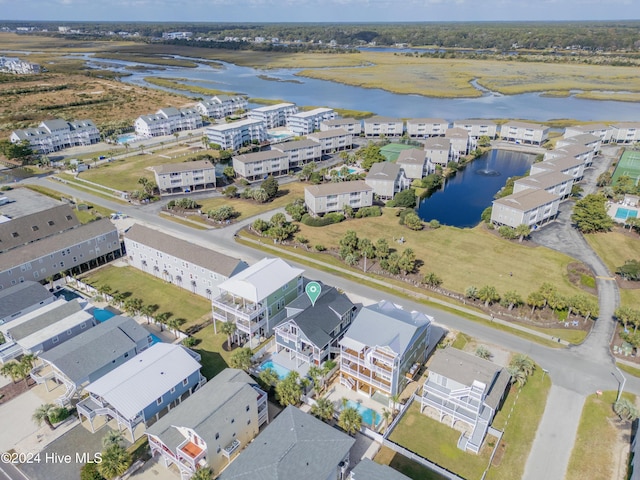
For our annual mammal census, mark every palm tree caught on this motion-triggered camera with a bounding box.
[311,397,335,423]
[98,442,131,479]
[389,394,401,414]
[514,224,531,242]
[102,430,124,449]
[614,398,639,421]
[165,318,186,338]
[307,365,325,394]
[258,367,279,390]
[32,404,56,430]
[191,467,213,480]
[229,347,253,371]
[97,284,112,301]
[0,361,20,383]
[275,371,302,407]
[154,312,170,332]
[475,345,492,360]
[338,406,362,436]
[381,408,393,429]
[140,304,158,324]
[18,353,37,385]
[111,291,125,308]
[124,298,143,317]
[220,321,237,349]
[527,291,545,314]
[478,285,500,307]
[508,354,535,387]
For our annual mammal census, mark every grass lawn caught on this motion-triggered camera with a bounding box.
[621,289,640,310]
[191,323,233,380]
[80,265,211,330]
[585,230,640,274]
[21,185,114,223]
[374,446,447,480]
[295,209,589,300]
[616,362,640,378]
[198,182,306,221]
[566,390,635,480]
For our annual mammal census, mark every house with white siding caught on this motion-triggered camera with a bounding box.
[424,137,453,170]
[307,128,353,154]
[499,121,549,146]
[152,160,216,196]
[556,133,601,155]
[513,171,574,199]
[286,108,335,135]
[364,116,404,138]
[610,122,640,144]
[135,107,203,138]
[271,139,322,168]
[304,181,373,216]
[320,118,362,135]
[445,127,475,156]
[232,150,289,181]
[491,189,560,229]
[421,348,510,454]
[195,95,248,119]
[406,118,448,138]
[365,162,410,200]
[564,124,612,144]
[11,119,100,154]
[248,103,298,129]
[453,119,498,139]
[544,144,594,166]
[396,148,428,180]
[124,224,248,300]
[530,156,586,181]
[205,119,266,151]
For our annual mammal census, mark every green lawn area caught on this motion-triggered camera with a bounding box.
[21,185,114,224]
[566,390,635,480]
[621,289,640,310]
[198,182,306,221]
[374,446,447,480]
[295,209,591,300]
[80,265,211,330]
[616,361,640,378]
[585,231,640,274]
[191,323,233,380]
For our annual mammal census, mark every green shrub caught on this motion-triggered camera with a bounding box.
[355,206,382,218]
[617,259,640,281]
[48,407,70,424]
[314,244,326,252]
[182,337,197,347]
[80,462,105,480]
[429,219,441,229]
[301,213,345,227]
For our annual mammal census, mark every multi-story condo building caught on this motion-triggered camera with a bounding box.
[499,121,549,146]
[610,122,640,144]
[364,116,404,138]
[195,95,248,119]
[530,155,586,181]
[339,300,432,397]
[10,119,100,154]
[271,139,322,168]
[320,117,362,135]
[424,137,453,170]
[396,148,428,180]
[491,189,560,229]
[248,103,298,129]
[152,160,216,196]
[0,281,54,326]
[513,171,574,199]
[219,406,354,480]
[453,119,498,139]
[307,128,353,154]
[445,127,475,156]
[78,343,205,441]
[421,347,510,454]
[274,285,357,367]
[212,258,304,345]
[544,144,594,166]
[406,118,448,138]
[365,162,411,200]
[556,133,601,155]
[564,124,612,144]
[205,119,267,151]
[232,150,289,182]
[304,181,373,216]
[30,316,152,405]
[124,224,248,300]
[286,108,336,135]
[134,107,203,138]
[147,368,268,479]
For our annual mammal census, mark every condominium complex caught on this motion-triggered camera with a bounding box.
[134,107,203,138]
[11,119,100,154]
[195,95,248,119]
[232,150,290,181]
[206,119,267,150]
[320,117,362,135]
[151,160,216,196]
[499,121,549,146]
[406,118,448,138]
[364,116,404,137]
[304,181,373,216]
[248,103,298,129]
[286,108,336,135]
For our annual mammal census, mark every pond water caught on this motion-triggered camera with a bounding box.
[417,149,535,228]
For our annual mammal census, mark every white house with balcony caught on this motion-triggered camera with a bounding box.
[134,107,202,138]
[307,128,353,154]
[564,124,612,144]
[513,171,575,199]
[424,137,454,170]
[396,148,428,180]
[271,139,322,168]
[248,103,298,128]
[152,160,216,196]
[286,108,336,135]
[364,116,404,138]
[11,118,100,154]
[339,300,432,398]
[453,119,498,139]
[232,150,290,181]
[304,181,373,216]
[147,368,267,480]
[491,189,561,229]
[212,258,304,346]
[556,133,601,156]
[499,121,549,146]
[530,155,586,181]
[205,119,266,151]
[421,347,510,454]
[445,127,475,156]
[611,122,640,144]
[544,144,595,167]
[195,95,248,119]
[365,162,410,200]
[320,117,362,135]
[406,118,448,138]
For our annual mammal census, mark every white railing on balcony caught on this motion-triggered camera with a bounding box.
[276,329,298,344]
[341,364,392,393]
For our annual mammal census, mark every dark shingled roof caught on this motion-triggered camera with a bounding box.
[0,281,53,321]
[7,299,83,341]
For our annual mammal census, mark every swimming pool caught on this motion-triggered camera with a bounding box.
[615,207,638,220]
[257,359,291,380]
[116,133,137,144]
[54,288,81,302]
[93,308,116,322]
[345,400,381,428]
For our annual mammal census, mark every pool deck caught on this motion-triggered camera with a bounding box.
[607,200,640,223]
[261,348,311,378]
[325,383,388,431]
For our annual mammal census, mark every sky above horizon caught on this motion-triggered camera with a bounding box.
[1,0,639,23]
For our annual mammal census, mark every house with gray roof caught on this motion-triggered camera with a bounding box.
[513,171,574,199]
[396,148,428,180]
[611,122,640,144]
[205,118,267,151]
[134,107,202,138]
[10,118,99,153]
[31,315,152,405]
[529,155,586,181]
[406,118,449,138]
[304,180,373,216]
[195,95,248,119]
[0,281,54,326]
[349,458,411,480]
[79,343,205,441]
[232,150,289,182]
[307,128,353,154]
[421,347,511,454]
[364,116,404,138]
[125,223,248,300]
[445,126,475,157]
[219,405,355,480]
[564,124,613,144]
[274,284,357,368]
[248,103,298,129]
[152,160,216,196]
[491,189,561,229]
[365,162,410,200]
[146,368,267,479]
[453,119,498,139]
[340,300,432,397]
[320,117,362,135]
[271,139,322,167]
[424,137,453,170]
[544,143,595,166]
[286,107,335,135]
[556,133,601,155]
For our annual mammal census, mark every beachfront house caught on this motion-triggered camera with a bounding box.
[339,300,432,397]
[152,160,216,196]
[0,281,54,326]
[205,118,267,151]
[30,316,152,405]
[304,181,373,216]
[124,224,248,299]
[147,368,268,479]
[10,118,100,154]
[365,161,410,200]
[453,119,498,139]
[211,258,304,346]
[364,116,404,138]
[78,343,205,441]
[195,95,248,119]
[134,107,203,138]
[320,117,362,135]
[271,139,322,168]
[406,118,448,138]
[420,347,511,454]
[274,285,357,368]
[307,128,353,154]
[219,405,354,480]
[286,108,336,135]
[491,189,561,229]
[248,103,298,129]
[499,121,549,146]
[396,148,428,180]
[513,171,575,199]
[232,150,289,181]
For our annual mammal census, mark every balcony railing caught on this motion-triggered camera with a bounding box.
[341,364,392,392]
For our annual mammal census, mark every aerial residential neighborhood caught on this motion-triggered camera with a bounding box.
[0,15,640,480]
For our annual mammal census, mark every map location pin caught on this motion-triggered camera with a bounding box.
[305,281,322,306]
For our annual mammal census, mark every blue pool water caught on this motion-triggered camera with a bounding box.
[346,400,381,428]
[615,207,638,220]
[54,288,81,302]
[93,309,116,322]
[116,133,137,144]
[149,333,161,345]
[258,360,291,380]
